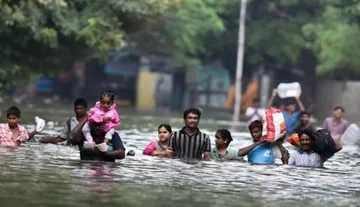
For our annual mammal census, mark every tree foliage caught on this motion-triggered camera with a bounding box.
[303,1,360,75]
[1,0,360,93]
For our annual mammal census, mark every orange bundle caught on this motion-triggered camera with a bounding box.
[288,133,300,147]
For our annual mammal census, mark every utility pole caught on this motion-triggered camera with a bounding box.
[233,0,247,122]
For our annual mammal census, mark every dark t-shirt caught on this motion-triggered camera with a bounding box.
[78,132,125,162]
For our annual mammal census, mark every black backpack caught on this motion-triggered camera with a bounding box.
[311,129,335,154]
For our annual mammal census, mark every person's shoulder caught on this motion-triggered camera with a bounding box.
[172,130,181,136]
[291,150,301,157]
[112,132,121,139]
[324,117,332,121]
[199,131,210,138]
[228,148,239,155]
[312,152,321,157]
[17,124,27,131]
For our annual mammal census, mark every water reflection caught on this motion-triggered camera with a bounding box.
[0,115,358,206]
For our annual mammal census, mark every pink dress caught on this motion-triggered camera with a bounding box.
[88,102,120,132]
[143,141,167,155]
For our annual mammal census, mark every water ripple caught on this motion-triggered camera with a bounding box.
[0,117,358,207]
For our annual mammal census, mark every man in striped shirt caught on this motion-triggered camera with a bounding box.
[288,129,323,167]
[168,108,211,160]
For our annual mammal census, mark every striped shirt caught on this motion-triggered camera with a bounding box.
[288,150,323,167]
[169,127,211,160]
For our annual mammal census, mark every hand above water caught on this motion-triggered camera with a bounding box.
[103,116,111,122]
[256,136,267,145]
[221,156,234,161]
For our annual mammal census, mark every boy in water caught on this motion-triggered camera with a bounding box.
[0,106,41,147]
[238,120,289,164]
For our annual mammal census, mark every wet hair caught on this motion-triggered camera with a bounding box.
[300,111,311,117]
[183,108,201,119]
[216,129,233,146]
[252,97,260,103]
[74,98,88,108]
[248,120,263,131]
[100,89,115,102]
[158,124,172,133]
[297,129,314,140]
[334,106,344,112]
[7,106,21,118]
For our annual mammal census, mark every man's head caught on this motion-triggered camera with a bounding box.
[248,120,263,142]
[332,106,345,119]
[297,129,313,152]
[74,98,88,118]
[89,122,105,138]
[284,98,296,113]
[7,106,21,128]
[299,111,311,126]
[183,108,201,129]
[252,97,260,108]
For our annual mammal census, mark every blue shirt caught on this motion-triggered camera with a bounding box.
[248,143,275,164]
[282,111,301,136]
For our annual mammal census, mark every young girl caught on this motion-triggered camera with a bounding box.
[82,90,120,151]
[211,129,243,161]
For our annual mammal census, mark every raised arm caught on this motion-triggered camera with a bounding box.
[238,137,266,156]
[41,123,69,144]
[267,91,277,108]
[27,130,38,140]
[295,96,305,111]
[70,118,87,145]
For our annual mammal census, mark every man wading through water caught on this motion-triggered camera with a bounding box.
[167,108,211,160]
[40,98,88,145]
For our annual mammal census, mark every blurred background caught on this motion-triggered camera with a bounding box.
[2,0,360,122]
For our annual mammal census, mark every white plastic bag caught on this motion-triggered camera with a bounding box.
[277,82,301,98]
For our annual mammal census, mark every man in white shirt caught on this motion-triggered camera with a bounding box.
[40,98,88,144]
[245,97,265,124]
[288,129,323,168]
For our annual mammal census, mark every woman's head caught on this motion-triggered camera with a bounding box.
[248,120,263,141]
[158,124,172,142]
[100,90,115,110]
[215,129,233,148]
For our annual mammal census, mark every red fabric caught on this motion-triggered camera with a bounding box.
[288,133,300,147]
[264,108,286,142]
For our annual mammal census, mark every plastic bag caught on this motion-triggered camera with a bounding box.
[262,108,286,142]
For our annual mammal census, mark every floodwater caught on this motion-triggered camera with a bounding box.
[0,112,359,207]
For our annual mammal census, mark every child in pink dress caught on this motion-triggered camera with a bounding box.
[82,90,120,151]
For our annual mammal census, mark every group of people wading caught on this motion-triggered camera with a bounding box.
[0,90,347,167]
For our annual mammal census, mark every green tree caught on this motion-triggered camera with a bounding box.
[303,1,360,75]
[0,0,226,92]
